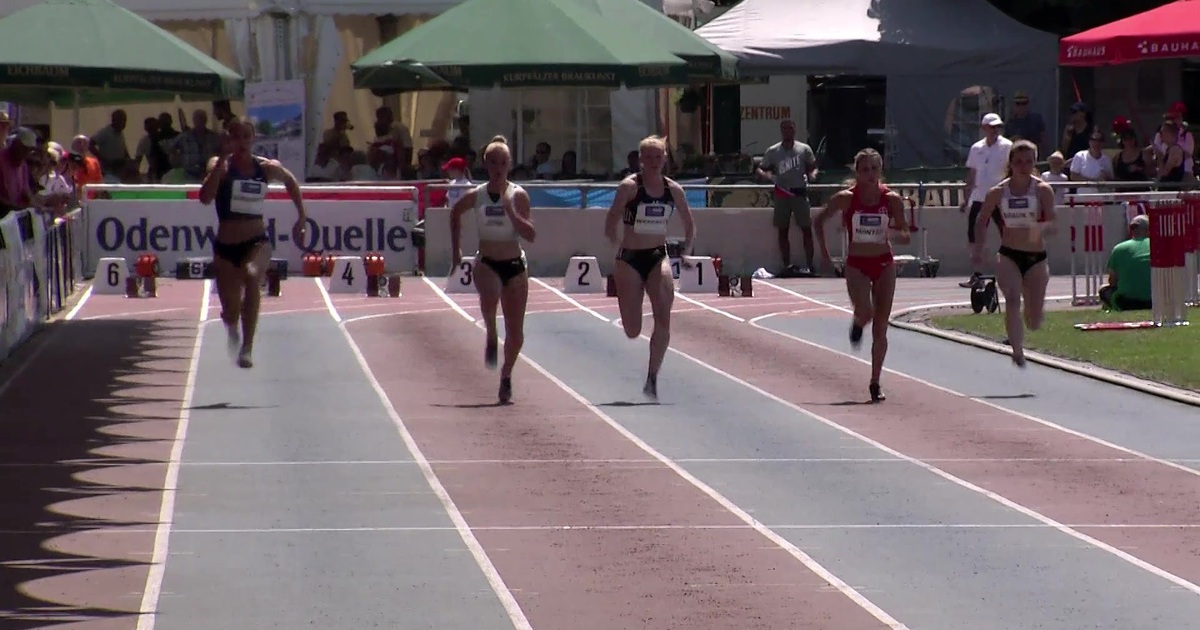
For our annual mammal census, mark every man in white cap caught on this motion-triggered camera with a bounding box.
[960,112,1012,288]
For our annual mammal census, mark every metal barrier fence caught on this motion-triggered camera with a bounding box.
[0,208,85,365]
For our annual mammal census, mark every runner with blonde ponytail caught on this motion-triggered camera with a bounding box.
[449,135,537,403]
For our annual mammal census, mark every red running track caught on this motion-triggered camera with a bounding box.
[0,272,1197,628]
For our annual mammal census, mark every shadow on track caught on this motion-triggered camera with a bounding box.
[432,402,511,409]
[596,400,667,407]
[0,317,197,629]
[188,402,278,411]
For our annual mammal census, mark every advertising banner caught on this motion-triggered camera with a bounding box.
[83,190,419,275]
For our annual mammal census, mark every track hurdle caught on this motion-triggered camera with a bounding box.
[1067,199,1106,306]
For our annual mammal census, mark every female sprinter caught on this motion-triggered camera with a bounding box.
[198,117,307,369]
[449,135,536,404]
[973,140,1056,367]
[815,148,910,403]
[604,135,696,399]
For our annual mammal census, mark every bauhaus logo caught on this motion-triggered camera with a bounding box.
[1064,45,1105,59]
[1137,39,1200,56]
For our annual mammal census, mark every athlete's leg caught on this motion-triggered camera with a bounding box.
[868,263,897,400]
[642,256,676,397]
[793,197,815,271]
[844,263,874,350]
[773,198,793,269]
[494,271,528,404]
[235,242,271,368]
[614,258,646,338]
[473,260,503,368]
[994,252,1026,366]
[211,254,244,357]
[1021,259,1050,331]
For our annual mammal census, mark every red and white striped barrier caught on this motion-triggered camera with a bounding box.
[1148,196,1200,326]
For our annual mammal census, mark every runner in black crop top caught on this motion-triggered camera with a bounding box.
[604,138,696,400]
[622,175,675,226]
[198,117,308,370]
[213,158,270,222]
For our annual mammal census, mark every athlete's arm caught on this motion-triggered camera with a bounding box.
[507,188,537,242]
[449,189,477,266]
[605,179,635,246]
[813,192,848,261]
[1035,180,1058,236]
[262,160,309,249]
[668,179,697,255]
[197,154,227,205]
[887,193,911,245]
[974,186,1002,246]
[262,160,306,220]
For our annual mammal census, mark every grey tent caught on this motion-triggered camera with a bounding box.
[695,0,1060,168]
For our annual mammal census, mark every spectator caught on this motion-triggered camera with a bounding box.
[960,112,1012,288]
[167,109,221,181]
[531,142,554,179]
[1099,214,1152,311]
[1155,119,1189,184]
[619,150,638,177]
[1041,151,1069,206]
[368,106,414,169]
[0,111,10,148]
[1004,91,1045,150]
[442,156,472,208]
[90,109,131,180]
[1068,128,1113,195]
[556,150,578,179]
[1153,102,1194,179]
[322,111,354,150]
[1060,102,1094,164]
[0,127,36,216]
[308,142,341,182]
[1111,119,1152,192]
[756,119,818,277]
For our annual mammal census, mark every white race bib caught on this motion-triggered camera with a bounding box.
[478,203,516,240]
[230,179,266,216]
[633,203,670,235]
[1001,195,1037,228]
[852,212,888,243]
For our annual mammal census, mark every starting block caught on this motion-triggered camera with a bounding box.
[677,255,716,294]
[447,256,476,293]
[718,275,754,297]
[564,255,603,293]
[363,252,401,297]
[94,257,129,295]
[328,255,367,294]
[176,257,214,280]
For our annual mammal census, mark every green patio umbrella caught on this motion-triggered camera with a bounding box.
[351,0,698,95]
[0,0,244,108]
[597,0,740,83]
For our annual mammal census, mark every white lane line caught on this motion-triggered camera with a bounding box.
[320,277,530,630]
[428,276,910,630]
[675,291,745,322]
[536,279,1200,597]
[137,279,212,630]
[81,307,187,320]
[315,276,341,323]
[746,280,1200,479]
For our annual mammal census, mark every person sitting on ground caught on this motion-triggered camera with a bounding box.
[1099,214,1152,311]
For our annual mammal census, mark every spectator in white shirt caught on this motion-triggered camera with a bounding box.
[1041,151,1069,206]
[1069,129,1113,195]
[961,112,1013,288]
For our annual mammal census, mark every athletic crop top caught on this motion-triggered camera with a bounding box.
[623,174,675,236]
[215,158,269,222]
[474,181,522,241]
[843,184,891,245]
[997,179,1041,228]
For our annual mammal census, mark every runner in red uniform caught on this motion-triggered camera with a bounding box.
[814,148,911,402]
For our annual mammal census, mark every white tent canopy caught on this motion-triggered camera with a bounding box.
[695,0,1060,168]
